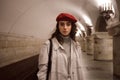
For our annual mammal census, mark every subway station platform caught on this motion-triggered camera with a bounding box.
[81,52,113,80]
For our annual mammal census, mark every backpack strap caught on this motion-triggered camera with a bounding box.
[46,39,52,80]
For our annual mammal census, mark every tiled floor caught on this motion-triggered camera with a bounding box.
[81,52,113,80]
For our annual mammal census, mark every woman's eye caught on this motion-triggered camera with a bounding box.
[66,23,71,26]
[59,22,71,26]
[60,23,65,26]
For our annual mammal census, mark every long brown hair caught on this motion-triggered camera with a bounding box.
[51,22,77,44]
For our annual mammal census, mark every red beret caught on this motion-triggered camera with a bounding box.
[56,13,77,23]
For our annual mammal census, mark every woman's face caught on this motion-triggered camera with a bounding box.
[58,21,72,37]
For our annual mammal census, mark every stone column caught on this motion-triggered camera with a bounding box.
[107,21,120,78]
[106,0,120,78]
[93,32,113,61]
[76,36,86,52]
[113,36,120,77]
[85,36,94,55]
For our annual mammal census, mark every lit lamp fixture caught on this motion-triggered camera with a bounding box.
[99,3,114,20]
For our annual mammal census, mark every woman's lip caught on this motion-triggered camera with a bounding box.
[63,31,67,33]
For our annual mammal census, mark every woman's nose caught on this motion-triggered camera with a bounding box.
[63,24,67,28]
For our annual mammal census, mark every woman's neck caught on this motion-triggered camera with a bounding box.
[61,35,71,43]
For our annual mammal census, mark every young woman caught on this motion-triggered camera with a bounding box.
[37,13,83,80]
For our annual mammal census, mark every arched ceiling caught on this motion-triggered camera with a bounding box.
[0,0,118,40]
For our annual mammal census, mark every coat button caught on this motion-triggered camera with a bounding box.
[68,75,71,80]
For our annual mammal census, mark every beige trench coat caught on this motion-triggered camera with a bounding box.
[37,38,83,80]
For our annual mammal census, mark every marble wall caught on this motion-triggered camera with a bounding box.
[0,32,42,68]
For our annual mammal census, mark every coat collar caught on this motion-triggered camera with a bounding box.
[52,37,77,50]
[52,38,63,50]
